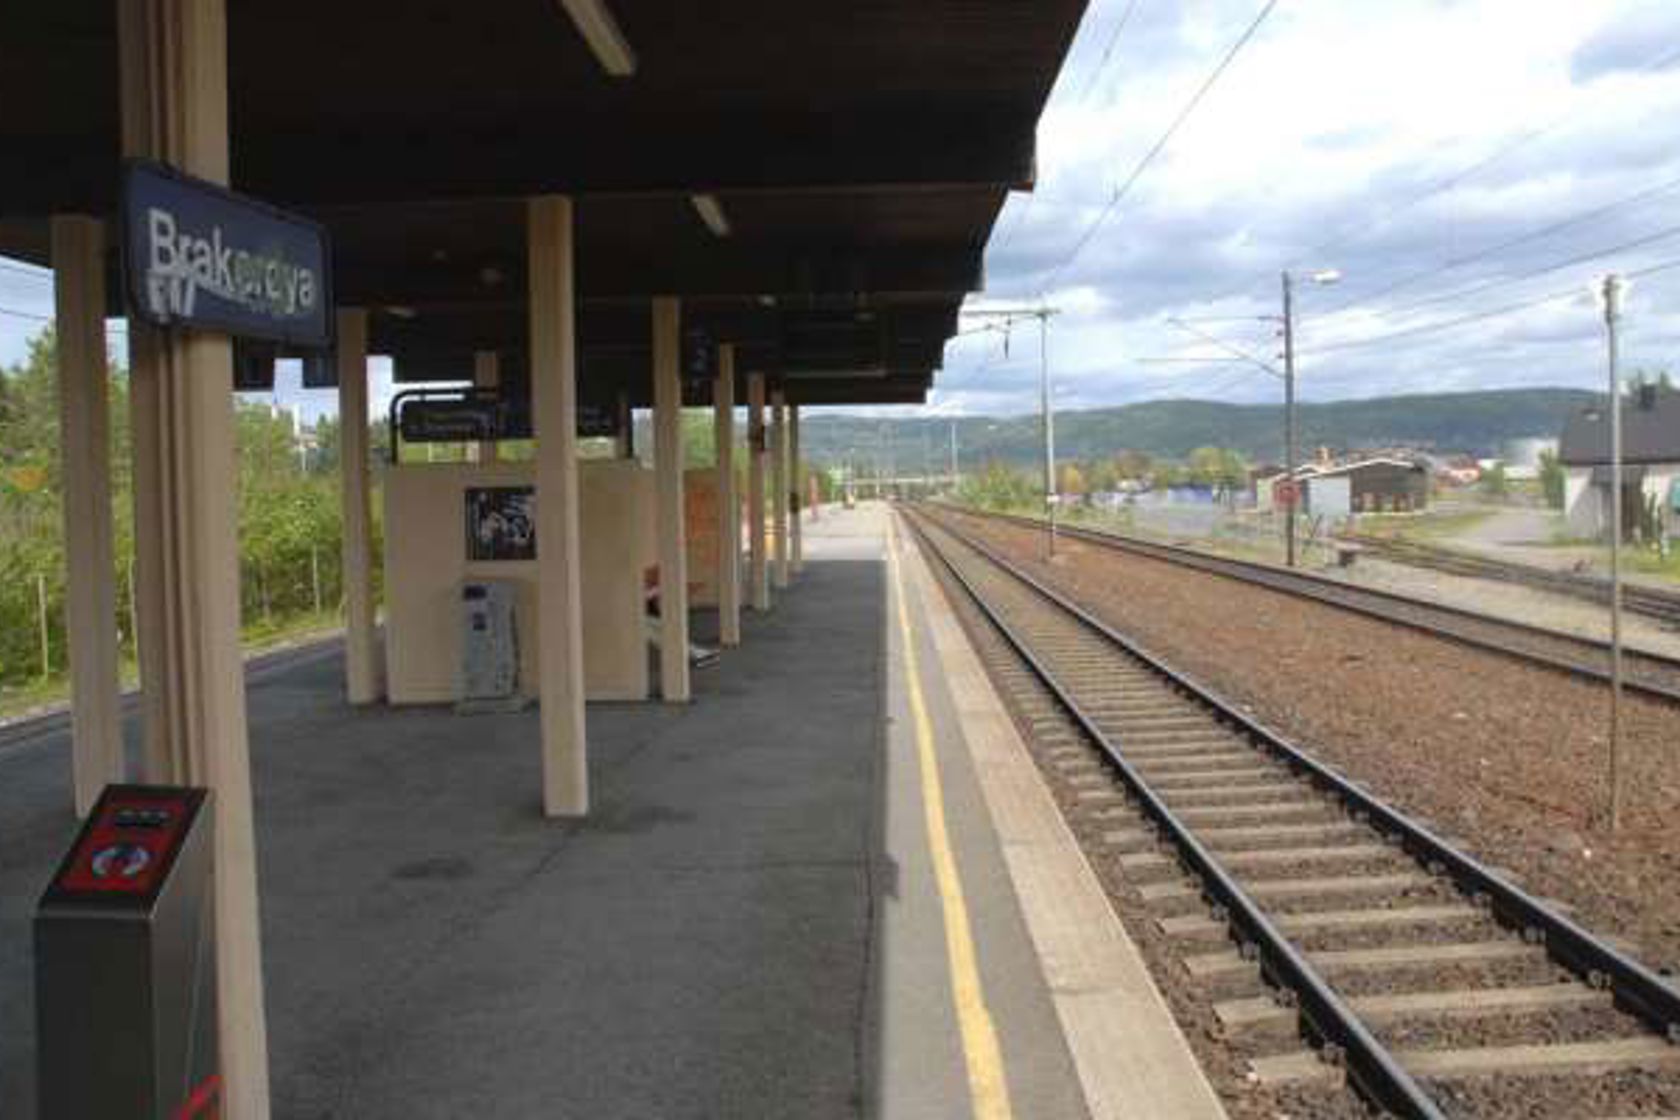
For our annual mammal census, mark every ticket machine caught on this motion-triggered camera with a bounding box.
[35,784,219,1119]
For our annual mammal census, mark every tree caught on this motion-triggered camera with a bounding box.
[1186,446,1248,489]
[1083,456,1119,494]
[958,459,1038,511]
[1057,462,1087,500]
[1479,462,1508,498]
[1149,461,1185,490]
[1114,449,1152,481]
[1538,449,1565,510]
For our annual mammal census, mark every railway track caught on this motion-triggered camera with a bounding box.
[928,504,1680,707]
[1344,533,1680,628]
[904,507,1680,1120]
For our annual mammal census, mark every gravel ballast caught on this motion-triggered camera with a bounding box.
[940,507,1680,977]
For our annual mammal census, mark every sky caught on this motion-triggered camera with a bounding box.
[5,0,1680,423]
[936,0,1680,417]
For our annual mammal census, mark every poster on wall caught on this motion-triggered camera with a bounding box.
[465,487,536,562]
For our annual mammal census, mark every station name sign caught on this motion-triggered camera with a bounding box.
[122,160,333,349]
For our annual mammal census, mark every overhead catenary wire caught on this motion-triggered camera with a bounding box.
[1342,219,1680,323]
[1070,0,1145,106]
[1300,252,1680,357]
[1190,38,1680,312]
[985,0,1148,262]
[1035,0,1279,297]
[0,305,52,323]
[1315,169,1680,316]
[0,260,53,281]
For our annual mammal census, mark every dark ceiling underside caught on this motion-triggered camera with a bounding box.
[0,1,1086,405]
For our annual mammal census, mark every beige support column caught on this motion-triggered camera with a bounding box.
[771,389,789,589]
[119,1,271,1114]
[789,403,804,574]
[52,216,124,817]
[615,390,634,459]
[714,345,741,646]
[472,350,500,463]
[652,297,691,700]
[747,373,770,610]
[529,196,588,816]
[337,309,380,705]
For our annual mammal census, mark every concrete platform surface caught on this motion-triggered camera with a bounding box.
[0,502,1205,1119]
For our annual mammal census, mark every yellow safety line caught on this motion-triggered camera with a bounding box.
[885,515,1015,1120]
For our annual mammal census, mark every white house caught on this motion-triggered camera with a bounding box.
[1558,384,1680,540]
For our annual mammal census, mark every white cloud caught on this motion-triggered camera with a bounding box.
[932,0,1680,416]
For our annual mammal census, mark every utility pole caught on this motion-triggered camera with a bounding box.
[1282,271,1298,568]
[1041,312,1057,558]
[1603,273,1626,832]
[1278,268,1340,568]
[37,572,51,681]
[964,304,1060,558]
[949,419,959,491]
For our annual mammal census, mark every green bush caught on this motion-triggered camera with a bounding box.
[1,327,362,692]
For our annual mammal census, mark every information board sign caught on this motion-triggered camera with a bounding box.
[399,397,502,444]
[466,488,536,562]
[122,160,332,349]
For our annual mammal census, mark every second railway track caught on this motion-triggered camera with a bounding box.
[904,507,1680,1120]
[929,503,1680,707]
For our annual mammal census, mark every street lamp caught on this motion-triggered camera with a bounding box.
[1281,267,1340,567]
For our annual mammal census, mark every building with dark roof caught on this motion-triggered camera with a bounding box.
[1558,383,1680,540]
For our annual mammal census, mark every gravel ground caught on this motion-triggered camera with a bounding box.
[937,507,1680,979]
[920,512,1680,1119]
[933,548,1367,1120]
[1330,555,1680,660]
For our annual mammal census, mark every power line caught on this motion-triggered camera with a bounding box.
[1366,220,1680,321]
[0,260,52,281]
[0,305,51,323]
[1300,252,1680,357]
[1192,38,1680,311]
[1036,0,1279,296]
[1317,171,1680,316]
[1164,316,1281,376]
[1070,0,1144,106]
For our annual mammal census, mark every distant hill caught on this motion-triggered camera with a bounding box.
[797,388,1599,471]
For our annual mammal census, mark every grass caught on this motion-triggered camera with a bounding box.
[1353,506,1496,542]
[0,609,342,723]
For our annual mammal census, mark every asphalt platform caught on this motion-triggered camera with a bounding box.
[0,504,1096,1119]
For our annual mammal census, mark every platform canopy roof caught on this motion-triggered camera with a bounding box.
[1,1,1086,406]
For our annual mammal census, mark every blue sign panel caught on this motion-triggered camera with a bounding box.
[122,160,332,349]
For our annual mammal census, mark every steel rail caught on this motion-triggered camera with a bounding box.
[1345,532,1680,624]
[905,511,1447,1117]
[905,507,1680,1113]
[933,503,1680,706]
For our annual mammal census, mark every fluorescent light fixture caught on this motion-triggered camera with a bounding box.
[558,0,637,78]
[383,305,418,319]
[691,194,731,238]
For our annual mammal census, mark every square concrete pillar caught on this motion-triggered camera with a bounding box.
[337,308,382,705]
[119,1,272,1114]
[714,344,741,646]
[51,215,125,818]
[652,296,690,701]
[472,350,500,463]
[529,196,589,816]
[789,402,803,574]
[771,389,789,589]
[747,373,770,610]
[616,390,634,459]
